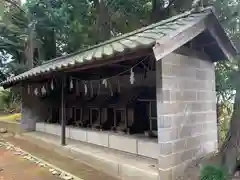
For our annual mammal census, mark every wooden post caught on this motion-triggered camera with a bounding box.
[113,109,116,128]
[124,109,127,130]
[61,76,66,146]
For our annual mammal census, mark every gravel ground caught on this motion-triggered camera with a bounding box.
[0,148,61,180]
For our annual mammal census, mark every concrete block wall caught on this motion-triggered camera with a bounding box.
[87,131,109,147]
[109,134,138,154]
[69,127,87,142]
[156,51,218,180]
[36,122,159,159]
[36,122,45,132]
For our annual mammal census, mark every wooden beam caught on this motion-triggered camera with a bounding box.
[66,49,153,73]
[194,41,217,49]
[100,63,147,72]
[174,46,211,61]
[207,14,238,61]
[61,76,66,146]
[109,64,134,68]
[153,16,208,61]
[4,49,153,89]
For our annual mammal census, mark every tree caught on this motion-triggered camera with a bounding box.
[0,0,30,75]
[210,0,240,175]
[92,0,111,42]
[219,56,240,174]
[1,1,240,175]
[1,0,197,62]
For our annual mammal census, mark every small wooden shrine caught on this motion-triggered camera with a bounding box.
[0,8,237,180]
[36,56,158,138]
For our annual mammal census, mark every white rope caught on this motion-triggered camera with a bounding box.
[34,88,38,96]
[41,85,47,95]
[41,55,149,96]
[71,55,149,82]
[130,68,135,84]
[51,80,54,90]
[70,78,73,90]
[27,85,31,94]
[102,79,108,88]
[84,81,88,95]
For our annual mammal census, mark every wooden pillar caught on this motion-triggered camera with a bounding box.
[61,76,66,146]
[113,109,116,128]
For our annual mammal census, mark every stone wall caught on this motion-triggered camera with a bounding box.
[156,50,218,180]
[21,86,48,131]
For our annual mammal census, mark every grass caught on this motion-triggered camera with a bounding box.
[200,165,227,180]
[0,113,21,122]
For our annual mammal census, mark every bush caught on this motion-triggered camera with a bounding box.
[0,113,21,121]
[0,89,20,113]
[200,165,227,180]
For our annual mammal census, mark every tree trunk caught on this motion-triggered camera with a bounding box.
[93,0,111,43]
[44,28,56,60]
[151,0,164,23]
[221,71,240,174]
[151,0,178,23]
[24,29,34,69]
[216,102,221,145]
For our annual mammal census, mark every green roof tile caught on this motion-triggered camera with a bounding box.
[1,8,213,86]
[103,44,114,56]
[111,42,125,53]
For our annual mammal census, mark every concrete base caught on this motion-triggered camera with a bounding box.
[36,122,159,159]
[22,131,159,180]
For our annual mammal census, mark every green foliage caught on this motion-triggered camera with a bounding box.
[107,0,150,34]
[214,0,240,147]
[0,0,239,120]
[218,102,233,145]
[0,89,20,113]
[2,0,204,54]
[0,0,196,81]
[0,89,11,107]
[200,165,227,180]
[25,0,95,54]
[0,1,31,80]
[215,60,235,145]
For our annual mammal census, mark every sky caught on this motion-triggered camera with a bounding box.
[20,0,26,5]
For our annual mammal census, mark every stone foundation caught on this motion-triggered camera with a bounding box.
[36,122,159,159]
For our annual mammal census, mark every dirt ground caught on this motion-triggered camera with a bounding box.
[5,136,117,180]
[0,148,61,180]
[0,121,117,180]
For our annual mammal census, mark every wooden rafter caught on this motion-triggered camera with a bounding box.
[153,15,208,61]
[207,14,238,60]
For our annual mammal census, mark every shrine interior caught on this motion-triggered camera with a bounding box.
[33,50,158,139]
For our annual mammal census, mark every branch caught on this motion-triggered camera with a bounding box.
[2,0,26,14]
[221,61,237,72]
[163,0,179,12]
[219,11,238,24]
[167,0,179,8]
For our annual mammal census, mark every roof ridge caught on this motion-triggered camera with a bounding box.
[2,6,226,87]
[41,7,212,66]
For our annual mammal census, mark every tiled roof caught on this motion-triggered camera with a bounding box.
[1,8,212,86]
